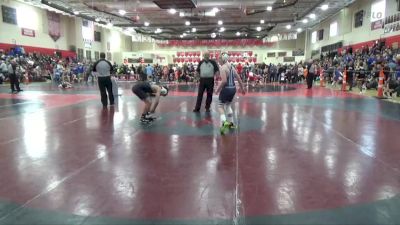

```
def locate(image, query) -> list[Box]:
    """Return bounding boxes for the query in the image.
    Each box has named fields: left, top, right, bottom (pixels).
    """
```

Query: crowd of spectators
left=1, top=43, right=400, bottom=98
left=319, top=43, right=400, bottom=97
left=0, top=48, right=93, bottom=87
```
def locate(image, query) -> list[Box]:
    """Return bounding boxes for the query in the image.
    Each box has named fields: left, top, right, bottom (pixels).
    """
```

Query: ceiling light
left=212, top=7, right=219, bottom=13
left=309, top=13, right=316, bottom=19
left=321, top=4, right=329, bottom=11
left=302, top=18, right=308, bottom=23
left=179, top=12, right=184, bottom=17
left=73, top=11, right=79, bottom=15
left=180, top=35, right=183, bottom=38
left=211, top=32, right=216, bottom=38
left=260, top=19, right=265, bottom=24
left=155, top=28, right=162, bottom=33
left=266, top=6, right=272, bottom=11
left=192, top=27, right=196, bottom=32
left=118, top=9, right=126, bottom=15
left=286, top=24, right=291, bottom=29
left=236, top=31, right=241, bottom=36
left=218, top=20, right=223, bottom=25
left=168, top=8, right=176, bottom=14
left=183, top=33, right=187, bottom=36
left=256, top=26, right=262, bottom=31
left=185, top=21, right=190, bottom=26
left=219, top=27, right=225, bottom=32
left=107, top=22, right=113, bottom=27
left=297, top=28, right=302, bottom=32
left=144, top=22, right=150, bottom=26
left=205, top=11, right=216, bottom=17
left=95, top=18, right=100, bottom=22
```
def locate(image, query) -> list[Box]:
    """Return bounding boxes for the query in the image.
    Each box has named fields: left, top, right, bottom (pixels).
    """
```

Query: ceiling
left=30, top=0, right=355, bottom=40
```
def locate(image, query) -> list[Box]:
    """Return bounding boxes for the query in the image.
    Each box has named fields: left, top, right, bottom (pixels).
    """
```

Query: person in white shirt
left=0, top=60, right=8, bottom=84
left=298, top=64, right=304, bottom=83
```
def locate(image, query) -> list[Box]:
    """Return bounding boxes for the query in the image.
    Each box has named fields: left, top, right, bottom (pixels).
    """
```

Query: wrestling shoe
left=146, top=113, right=158, bottom=120
left=220, top=121, right=231, bottom=135
left=227, top=122, right=236, bottom=129
left=140, top=117, right=153, bottom=124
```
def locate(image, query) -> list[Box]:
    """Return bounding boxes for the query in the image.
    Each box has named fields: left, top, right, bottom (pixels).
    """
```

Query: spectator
left=145, top=64, right=154, bottom=81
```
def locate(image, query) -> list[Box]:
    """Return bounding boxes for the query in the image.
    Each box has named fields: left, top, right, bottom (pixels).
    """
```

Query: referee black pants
left=194, top=77, right=214, bottom=111
left=10, top=74, right=21, bottom=92
left=98, top=76, right=114, bottom=107
left=307, top=73, right=314, bottom=89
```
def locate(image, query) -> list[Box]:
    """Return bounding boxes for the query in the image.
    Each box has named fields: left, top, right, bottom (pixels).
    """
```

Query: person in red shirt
left=236, top=63, right=243, bottom=76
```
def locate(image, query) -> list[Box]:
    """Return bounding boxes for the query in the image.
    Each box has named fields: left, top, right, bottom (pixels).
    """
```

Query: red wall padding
left=0, top=43, right=76, bottom=58
left=339, top=33, right=400, bottom=52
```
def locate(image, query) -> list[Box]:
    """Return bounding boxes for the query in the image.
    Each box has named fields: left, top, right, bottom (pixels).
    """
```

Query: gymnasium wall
left=0, top=0, right=307, bottom=64
left=131, top=33, right=306, bottom=65
left=0, top=0, right=71, bottom=51
left=305, top=0, right=400, bottom=59
left=0, top=0, right=132, bottom=62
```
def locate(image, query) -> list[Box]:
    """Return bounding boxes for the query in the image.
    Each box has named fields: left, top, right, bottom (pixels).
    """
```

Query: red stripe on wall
left=339, top=33, right=400, bottom=52
left=0, top=43, right=76, bottom=58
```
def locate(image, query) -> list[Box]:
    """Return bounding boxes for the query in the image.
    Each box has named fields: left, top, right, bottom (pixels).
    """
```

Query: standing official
left=8, top=60, right=23, bottom=93
left=346, top=62, right=354, bottom=91
left=307, top=60, right=316, bottom=89
left=93, top=53, right=114, bottom=108
left=193, top=52, right=219, bottom=113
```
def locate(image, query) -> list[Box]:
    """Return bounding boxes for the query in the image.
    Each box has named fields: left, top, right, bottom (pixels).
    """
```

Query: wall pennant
left=47, top=11, right=61, bottom=42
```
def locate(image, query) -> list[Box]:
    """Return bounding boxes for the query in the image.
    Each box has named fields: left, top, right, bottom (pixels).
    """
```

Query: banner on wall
left=371, top=20, right=384, bottom=30
left=157, top=39, right=275, bottom=47
left=82, top=20, right=94, bottom=49
left=47, top=11, right=61, bottom=41
left=21, top=28, right=35, bottom=37
left=383, top=13, right=400, bottom=33
left=173, top=50, right=260, bottom=64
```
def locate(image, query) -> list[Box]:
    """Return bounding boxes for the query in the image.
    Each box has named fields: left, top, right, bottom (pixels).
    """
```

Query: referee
left=193, top=52, right=219, bottom=112
left=93, top=53, right=114, bottom=108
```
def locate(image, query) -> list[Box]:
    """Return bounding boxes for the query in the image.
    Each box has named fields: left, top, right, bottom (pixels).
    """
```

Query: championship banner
left=21, top=28, right=35, bottom=37
left=47, top=11, right=61, bottom=42
left=82, top=20, right=94, bottom=49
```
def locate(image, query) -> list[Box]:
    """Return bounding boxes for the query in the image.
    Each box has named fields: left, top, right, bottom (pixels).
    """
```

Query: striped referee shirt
left=93, top=59, right=113, bottom=77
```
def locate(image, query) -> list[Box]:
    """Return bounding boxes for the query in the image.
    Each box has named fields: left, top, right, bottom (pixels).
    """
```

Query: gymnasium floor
left=0, top=82, right=399, bottom=225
